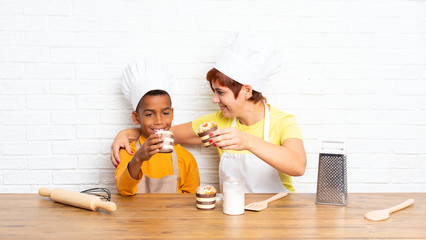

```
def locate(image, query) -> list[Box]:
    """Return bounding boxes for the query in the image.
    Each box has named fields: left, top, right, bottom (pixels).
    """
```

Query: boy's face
left=132, top=94, right=174, bottom=139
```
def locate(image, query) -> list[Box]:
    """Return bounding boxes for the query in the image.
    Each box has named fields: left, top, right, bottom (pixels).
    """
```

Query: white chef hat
left=121, top=57, right=175, bottom=110
left=214, top=32, right=281, bottom=93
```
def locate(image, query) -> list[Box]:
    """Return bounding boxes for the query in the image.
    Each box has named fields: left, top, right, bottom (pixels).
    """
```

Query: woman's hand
left=110, top=129, right=140, bottom=168
left=209, top=127, right=306, bottom=176
left=209, top=127, right=253, bottom=151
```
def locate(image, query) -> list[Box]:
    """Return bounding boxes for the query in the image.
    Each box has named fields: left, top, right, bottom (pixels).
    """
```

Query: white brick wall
left=1, top=0, right=425, bottom=193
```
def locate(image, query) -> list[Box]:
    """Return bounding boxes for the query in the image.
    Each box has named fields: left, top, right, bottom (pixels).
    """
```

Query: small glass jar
left=223, top=176, right=245, bottom=215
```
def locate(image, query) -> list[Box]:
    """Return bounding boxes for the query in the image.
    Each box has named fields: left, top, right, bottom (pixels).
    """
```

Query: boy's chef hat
left=121, top=57, right=175, bottom=110
left=214, top=32, right=281, bottom=93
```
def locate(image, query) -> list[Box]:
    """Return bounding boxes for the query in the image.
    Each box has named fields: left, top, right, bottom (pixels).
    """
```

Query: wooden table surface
left=1, top=193, right=425, bottom=239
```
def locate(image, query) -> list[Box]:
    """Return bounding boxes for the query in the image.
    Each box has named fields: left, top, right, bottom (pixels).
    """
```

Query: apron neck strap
left=231, top=102, right=270, bottom=141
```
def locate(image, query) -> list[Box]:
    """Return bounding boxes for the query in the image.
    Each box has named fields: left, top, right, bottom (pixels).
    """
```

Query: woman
left=111, top=32, right=306, bottom=193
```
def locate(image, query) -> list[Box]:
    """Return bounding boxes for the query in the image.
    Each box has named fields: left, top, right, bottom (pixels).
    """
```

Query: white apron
left=219, top=103, right=288, bottom=193
left=135, top=140, right=179, bottom=193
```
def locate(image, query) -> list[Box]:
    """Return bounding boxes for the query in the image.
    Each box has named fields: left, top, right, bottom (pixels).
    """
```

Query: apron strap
left=231, top=101, right=270, bottom=142
left=136, top=138, right=179, bottom=179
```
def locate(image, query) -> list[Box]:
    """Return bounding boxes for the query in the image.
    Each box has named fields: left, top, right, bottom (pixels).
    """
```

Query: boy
left=115, top=59, right=200, bottom=195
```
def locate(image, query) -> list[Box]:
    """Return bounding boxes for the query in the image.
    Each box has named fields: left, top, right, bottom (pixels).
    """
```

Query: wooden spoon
left=245, top=192, right=288, bottom=211
left=364, top=198, right=415, bottom=221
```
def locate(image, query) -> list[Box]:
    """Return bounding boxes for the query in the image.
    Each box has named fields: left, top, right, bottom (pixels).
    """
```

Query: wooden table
left=1, top=193, right=425, bottom=239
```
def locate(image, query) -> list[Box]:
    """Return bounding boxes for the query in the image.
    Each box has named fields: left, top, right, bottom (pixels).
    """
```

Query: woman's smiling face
left=211, top=82, right=245, bottom=118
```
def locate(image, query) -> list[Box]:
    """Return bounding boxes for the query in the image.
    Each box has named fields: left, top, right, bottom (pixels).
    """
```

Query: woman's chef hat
left=214, top=32, right=281, bottom=93
left=121, top=57, right=175, bottom=110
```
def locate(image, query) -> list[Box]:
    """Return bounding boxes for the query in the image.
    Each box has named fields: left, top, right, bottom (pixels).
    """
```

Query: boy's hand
left=134, top=133, right=164, bottom=162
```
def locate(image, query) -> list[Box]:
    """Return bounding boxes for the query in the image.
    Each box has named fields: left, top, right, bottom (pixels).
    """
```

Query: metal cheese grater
left=315, top=139, right=347, bottom=206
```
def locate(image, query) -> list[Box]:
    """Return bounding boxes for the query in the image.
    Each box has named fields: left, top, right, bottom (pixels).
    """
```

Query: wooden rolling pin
left=38, top=187, right=117, bottom=212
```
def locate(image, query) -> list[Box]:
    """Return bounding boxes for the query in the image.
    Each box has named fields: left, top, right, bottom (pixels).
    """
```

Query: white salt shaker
left=223, top=176, right=245, bottom=215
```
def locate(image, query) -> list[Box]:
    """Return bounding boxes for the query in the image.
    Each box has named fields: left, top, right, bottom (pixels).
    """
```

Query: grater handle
left=321, top=139, right=345, bottom=154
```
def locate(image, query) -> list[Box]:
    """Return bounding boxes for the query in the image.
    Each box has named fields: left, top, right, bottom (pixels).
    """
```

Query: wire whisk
left=80, top=188, right=111, bottom=202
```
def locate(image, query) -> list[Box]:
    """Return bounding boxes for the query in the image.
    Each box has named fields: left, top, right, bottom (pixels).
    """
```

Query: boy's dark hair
left=136, top=89, right=172, bottom=112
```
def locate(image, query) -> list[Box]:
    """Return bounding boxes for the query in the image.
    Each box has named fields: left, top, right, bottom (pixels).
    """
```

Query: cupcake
left=196, top=121, right=218, bottom=147
left=196, top=185, right=217, bottom=210
left=156, top=130, right=174, bottom=153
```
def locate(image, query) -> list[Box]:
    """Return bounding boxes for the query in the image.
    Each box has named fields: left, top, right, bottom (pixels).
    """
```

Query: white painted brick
left=0, top=0, right=21, bottom=15
left=75, top=65, right=122, bottom=80
left=0, top=97, right=25, bottom=110
left=123, top=0, right=174, bottom=16
left=99, top=17, right=146, bottom=32
left=25, top=32, right=74, bottom=47
left=0, top=80, right=48, bottom=95
left=98, top=49, right=146, bottom=64
left=0, top=64, right=21, bottom=79
left=1, top=48, right=49, bottom=62
left=298, top=17, right=347, bottom=33
left=199, top=17, right=249, bottom=32
left=28, top=156, right=77, bottom=170
left=47, top=17, right=96, bottom=32
left=347, top=110, right=425, bottom=125
left=77, top=126, right=125, bottom=139
left=0, top=111, right=49, bottom=125
left=100, top=170, right=116, bottom=185
left=50, top=48, right=97, bottom=63
left=101, top=110, right=134, bottom=125
left=347, top=139, right=391, bottom=154
left=75, top=33, right=126, bottom=48
left=0, top=32, right=23, bottom=46
left=52, top=140, right=101, bottom=154
left=51, top=111, right=100, bottom=125
left=0, top=156, right=26, bottom=170
left=77, top=96, right=126, bottom=110
left=4, top=171, right=51, bottom=184
left=365, top=125, right=419, bottom=140
left=391, top=141, right=426, bottom=154
left=100, top=80, right=122, bottom=95
left=125, top=33, right=174, bottom=48
left=52, top=170, right=100, bottom=184
left=73, top=0, right=122, bottom=16
left=276, top=33, right=323, bottom=48
left=0, top=16, right=45, bottom=31
left=27, top=126, right=75, bottom=140
left=391, top=80, right=426, bottom=96
left=2, top=142, right=50, bottom=155
left=23, top=0, right=72, bottom=16
left=50, top=80, right=98, bottom=95
left=175, top=33, right=227, bottom=48
left=26, top=96, right=75, bottom=110
left=0, top=127, right=25, bottom=141
left=146, top=17, right=199, bottom=32
left=250, top=17, right=299, bottom=32
left=22, top=63, right=74, bottom=79
left=79, top=155, right=114, bottom=169
left=349, top=169, right=391, bottom=183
